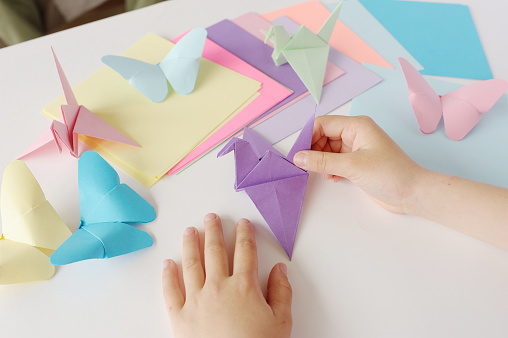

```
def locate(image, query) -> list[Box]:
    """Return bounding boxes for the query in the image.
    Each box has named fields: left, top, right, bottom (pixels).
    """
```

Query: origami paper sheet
left=325, top=0, right=423, bottom=70
left=263, top=0, right=343, bottom=103
left=0, top=161, right=71, bottom=284
left=18, top=49, right=139, bottom=160
left=51, top=151, right=156, bottom=265
left=262, top=0, right=391, bottom=68
left=349, top=63, right=508, bottom=189
left=244, top=15, right=382, bottom=145
left=102, top=28, right=207, bottom=102
left=398, top=57, right=508, bottom=141
left=166, top=35, right=292, bottom=175
left=43, top=33, right=261, bottom=188
left=218, top=111, right=315, bottom=259
left=206, top=19, right=343, bottom=125
left=359, top=0, right=492, bottom=79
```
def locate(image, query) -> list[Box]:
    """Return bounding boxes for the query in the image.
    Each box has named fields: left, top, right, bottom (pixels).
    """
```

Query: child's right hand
left=293, top=115, right=427, bottom=214
left=294, top=115, right=508, bottom=251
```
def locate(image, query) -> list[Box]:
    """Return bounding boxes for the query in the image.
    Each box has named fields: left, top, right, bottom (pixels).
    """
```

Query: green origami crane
left=264, top=0, right=343, bottom=103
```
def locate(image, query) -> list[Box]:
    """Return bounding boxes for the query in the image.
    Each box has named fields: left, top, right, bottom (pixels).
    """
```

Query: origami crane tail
left=51, top=48, right=78, bottom=106
left=317, top=0, right=343, bottom=43
left=287, top=108, right=316, bottom=164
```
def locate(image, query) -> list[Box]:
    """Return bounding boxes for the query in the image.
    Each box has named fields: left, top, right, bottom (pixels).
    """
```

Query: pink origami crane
left=218, top=111, right=314, bottom=259
left=399, top=57, right=508, bottom=141
left=18, top=49, right=139, bottom=159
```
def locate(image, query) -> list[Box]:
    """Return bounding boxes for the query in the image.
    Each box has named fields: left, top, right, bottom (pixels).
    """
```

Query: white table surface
left=1, top=0, right=508, bottom=337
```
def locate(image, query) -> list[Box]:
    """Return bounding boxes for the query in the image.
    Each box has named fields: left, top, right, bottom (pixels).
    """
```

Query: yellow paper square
left=43, top=33, right=261, bottom=187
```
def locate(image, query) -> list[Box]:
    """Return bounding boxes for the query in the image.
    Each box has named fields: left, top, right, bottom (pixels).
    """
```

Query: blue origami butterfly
left=50, top=151, right=156, bottom=265
left=102, top=28, right=207, bottom=103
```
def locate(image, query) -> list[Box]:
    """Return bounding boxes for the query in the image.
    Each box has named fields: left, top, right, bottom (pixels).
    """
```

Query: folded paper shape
left=349, top=63, right=508, bottom=188
left=102, top=28, right=207, bottom=102
left=42, top=33, right=261, bottom=188
left=359, top=0, right=492, bottom=79
left=18, top=49, right=139, bottom=159
left=0, top=161, right=71, bottom=284
left=264, top=1, right=343, bottom=103
left=262, top=0, right=391, bottom=68
left=50, top=151, right=156, bottom=265
left=218, top=111, right=315, bottom=259
left=233, top=14, right=382, bottom=145
left=399, top=57, right=508, bottom=141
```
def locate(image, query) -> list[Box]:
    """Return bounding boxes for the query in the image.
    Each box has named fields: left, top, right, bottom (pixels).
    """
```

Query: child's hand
left=162, top=214, right=292, bottom=338
left=293, top=115, right=427, bottom=214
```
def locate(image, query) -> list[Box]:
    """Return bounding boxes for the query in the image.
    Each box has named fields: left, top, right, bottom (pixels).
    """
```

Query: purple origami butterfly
left=218, top=111, right=315, bottom=259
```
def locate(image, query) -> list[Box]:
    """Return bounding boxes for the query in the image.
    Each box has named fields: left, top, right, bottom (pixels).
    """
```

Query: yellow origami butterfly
left=0, top=161, right=71, bottom=284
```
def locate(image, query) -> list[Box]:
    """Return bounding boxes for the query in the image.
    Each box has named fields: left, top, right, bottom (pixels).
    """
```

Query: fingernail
left=184, top=227, right=195, bottom=235
left=279, top=263, right=287, bottom=276
left=293, top=151, right=307, bottom=168
left=163, top=259, right=172, bottom=269
left=237, top=218, right=250, bottom=225
left=205, top=213, right=217, bottom=221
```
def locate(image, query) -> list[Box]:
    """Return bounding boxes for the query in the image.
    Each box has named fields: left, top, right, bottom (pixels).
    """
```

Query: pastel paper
left=218, top=111, right=315, bottom=259
left=166, top=35, right=292, bottom=175
left=0, top=161, right=71, bottom=284
left=263, top=1, right=343, bottom=103
left=50, top=151, right=156, bottom=265
left=399, top=57, right=508, bottom=141
left=102, top=28, right=207, bottom=102
left=262, top=0, right=391, bottom=68
left=18, top=49, right=139, bottom=159
left=349, top=63, right=508, bottom=189
left=359, top=0, right=492, bottom=79
left=42, top=33, right=261, bottom=188
left=325, top=0, right=423, bottom=70
left=206, top=19, right=343, bottom=124
left=246, top=15, right=382, bottom=145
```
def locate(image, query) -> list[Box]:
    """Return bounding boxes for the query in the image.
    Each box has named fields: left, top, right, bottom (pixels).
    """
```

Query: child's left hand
left=162, top=213, right=293, bottom=338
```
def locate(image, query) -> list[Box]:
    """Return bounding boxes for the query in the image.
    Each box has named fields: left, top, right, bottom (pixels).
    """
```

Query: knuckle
left=313, top=151, right=329, bottom=173
left=237, top=236, right=256, bottom=252
left=183, top=256, right=201, bottom=271
left=235, top=273, right=256, bottom=294
left=206, top=240, right=225, bottom=255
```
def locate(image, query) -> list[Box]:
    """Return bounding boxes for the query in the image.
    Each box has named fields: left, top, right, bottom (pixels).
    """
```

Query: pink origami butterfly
left=398, top=57, right=508, bottom=141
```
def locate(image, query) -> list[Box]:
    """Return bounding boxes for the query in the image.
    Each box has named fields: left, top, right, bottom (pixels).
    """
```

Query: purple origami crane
left=218, top=111, right=315, bottom=259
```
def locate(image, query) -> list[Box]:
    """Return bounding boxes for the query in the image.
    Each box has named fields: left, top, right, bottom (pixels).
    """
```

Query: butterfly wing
left=1, top=161, right=71, bottom=250
left=102, top=55, right=168, bottom=102
left=78, top=151, right=156, bottom=225
left=0, top=240, right=55, bottom=284
left=441, top=79, right=508, bottom=140
left=50, top=228, right=105, bottom=265
left=398, top=57, right=442, bottom=134
left=159, top=28, right=207, bottom=95
left=50, top=222, right=153, bottom=265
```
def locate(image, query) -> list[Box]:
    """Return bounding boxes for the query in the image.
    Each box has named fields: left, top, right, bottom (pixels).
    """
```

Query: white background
left=1, top=0, right=508, bottom=337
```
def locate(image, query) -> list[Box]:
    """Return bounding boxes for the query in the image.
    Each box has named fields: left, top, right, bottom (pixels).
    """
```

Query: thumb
left=293, top=150, right=356, bottom=178
left=267, top=263, right=293, bottom=321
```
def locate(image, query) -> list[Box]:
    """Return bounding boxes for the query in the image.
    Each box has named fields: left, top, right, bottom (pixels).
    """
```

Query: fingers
left=267, top=263, right=293, bottom=322
left=203, top=213, right=229, bottom=280
left=293, top=149, right=357, bottom=179
left=233, top=218, right=258, bottom=276
left=182, top=227, right=205, bottom=295
left=162, top=259, right=184, bottom=316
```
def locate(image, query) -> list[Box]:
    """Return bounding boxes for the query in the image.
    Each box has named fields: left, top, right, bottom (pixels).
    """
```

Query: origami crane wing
left=0, top=161, right=71, bottom=284
left=399, top=57, right=508, bottom=140
left=50, top=151, right=156, bottom=265
left=102, top=28, right=207, bottom=102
